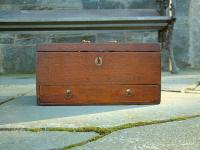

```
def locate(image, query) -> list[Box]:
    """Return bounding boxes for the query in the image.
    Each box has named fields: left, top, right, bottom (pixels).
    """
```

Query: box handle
left=126, top=89, right=133, bottom=96
left=65, top=89, right=72, bottom=99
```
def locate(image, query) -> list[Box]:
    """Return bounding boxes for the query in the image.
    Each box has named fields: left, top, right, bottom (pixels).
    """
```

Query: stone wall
left=189, top=0, right=200, bottom=69
left=0, top=0, right=156, bottom=10
left=0, top=0, right=198, bottom=73
left=0, top=30, right=157, bottom=73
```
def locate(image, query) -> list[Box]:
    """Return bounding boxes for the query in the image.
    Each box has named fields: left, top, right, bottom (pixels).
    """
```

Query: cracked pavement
left=0, top=71, right=200, bottom=150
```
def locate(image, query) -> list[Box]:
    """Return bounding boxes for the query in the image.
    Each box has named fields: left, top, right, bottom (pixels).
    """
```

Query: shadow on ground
left=0, top=95, right=150, bottom=125
left=0, top=71, right=200, bottom=128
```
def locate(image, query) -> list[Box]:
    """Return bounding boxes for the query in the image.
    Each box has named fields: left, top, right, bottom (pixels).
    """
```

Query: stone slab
left=0, top=91, right=200, bottom=128
left=0, top=74, right=35, bottom=85
left=0, top=96, right=12, bottom=104
left=0, top=72, right=200, bottom=128
left=162, top=72, right=200, bottom=92
left=74, top=117, right=200, bottom=150
left=0, top=75, right=35, bottom=104
left=0, top=131, right=96, bottom=150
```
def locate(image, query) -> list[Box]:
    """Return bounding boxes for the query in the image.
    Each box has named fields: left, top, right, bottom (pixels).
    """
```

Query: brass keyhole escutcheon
left=126, top=89, right=133, bottom=96
left=95, top=57, right=103, bottom=66
left=65, top=89, right=72, bottom=99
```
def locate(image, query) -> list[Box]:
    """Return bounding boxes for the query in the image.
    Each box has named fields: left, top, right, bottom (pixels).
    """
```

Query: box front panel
left=37, top=52, right=161, bottom=85
left=38, top=85, right=160, bottom=105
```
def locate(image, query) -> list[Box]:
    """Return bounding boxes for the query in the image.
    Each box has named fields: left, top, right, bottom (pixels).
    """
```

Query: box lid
left=37, top=43, right=160, bottom=52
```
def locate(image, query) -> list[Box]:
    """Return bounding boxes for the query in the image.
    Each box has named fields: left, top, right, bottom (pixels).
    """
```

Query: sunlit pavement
left=0, top=71, right=200, bottom=149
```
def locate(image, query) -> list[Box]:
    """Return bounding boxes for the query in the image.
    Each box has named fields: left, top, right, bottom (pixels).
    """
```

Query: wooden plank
left=0, top=9, right=172, bottom=31
left=38, top=85, right=160, bottom=105
left=37, top=43, right=161, bottom=52
left=0, top=23, right=169, bottom=31
left=0, top=21, right=170, bottom=31
left=0, top=9, right=167, bottom=22
left=36, top=52, right=161, bottom=85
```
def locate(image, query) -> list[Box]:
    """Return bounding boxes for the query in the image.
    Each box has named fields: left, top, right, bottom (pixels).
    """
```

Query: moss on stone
left=14, top=114, right=200, bottom=134
left=60, top=114, right=200, bottom=149
left=63, top=135, right=105, bottom=150
left=1, top=114, right=199, bottom=149
left=26, top=128, right=43, bottom=132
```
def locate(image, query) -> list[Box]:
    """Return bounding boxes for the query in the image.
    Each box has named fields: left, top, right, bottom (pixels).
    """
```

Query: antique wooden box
left=36, top=43, right=161, bottom=105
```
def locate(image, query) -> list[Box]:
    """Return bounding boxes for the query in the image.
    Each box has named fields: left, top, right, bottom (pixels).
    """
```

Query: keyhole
left=95, top=57, right=103, bottom=66
left=97, top=57, right=101, bottom=64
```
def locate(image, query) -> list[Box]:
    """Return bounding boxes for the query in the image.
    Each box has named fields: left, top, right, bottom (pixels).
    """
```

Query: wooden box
left=36, top=43, right=161, bottom=105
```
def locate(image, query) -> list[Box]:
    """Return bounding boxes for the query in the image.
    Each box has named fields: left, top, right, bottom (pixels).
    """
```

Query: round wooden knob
left=65, top=89, right=72, bottom=99
left=126, top=89, right=133, bottom=96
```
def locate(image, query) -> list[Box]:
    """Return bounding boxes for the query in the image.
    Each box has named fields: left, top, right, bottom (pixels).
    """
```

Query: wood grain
left=37, top=52, right=161, bottom=85
left=36, top=43, right=161, bottom=105
left=38, top=85, right=160, bottom=105
left=37, top=43, right=160, bottom=52
left=0, top=9, right=171, bottom=31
